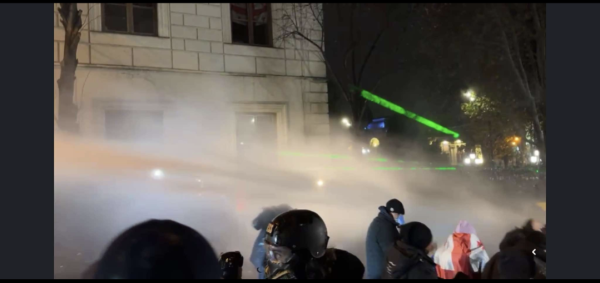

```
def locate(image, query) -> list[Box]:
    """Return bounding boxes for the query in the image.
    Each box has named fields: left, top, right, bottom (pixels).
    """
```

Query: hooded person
left=365, top=199, right=404, bottom=279
left=91, top=219, right=220, bottom=279
left=483, top=219, right=546, bottom=279
left=382, top=222, right=438, bottom=279
left=434, top=220, right=490, bottom=279
left=250, top=204, right=293, bottom=279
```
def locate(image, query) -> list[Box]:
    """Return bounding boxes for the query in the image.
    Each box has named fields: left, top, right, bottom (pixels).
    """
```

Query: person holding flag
left=433, top=220, right=489, bottom=279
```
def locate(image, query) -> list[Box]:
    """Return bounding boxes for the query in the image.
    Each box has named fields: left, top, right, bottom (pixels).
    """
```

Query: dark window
left=105, top=110, right=163, bottom=142
left=102, top=3, right=158, bottom=36
left=230, top=3, right=272, bottom=46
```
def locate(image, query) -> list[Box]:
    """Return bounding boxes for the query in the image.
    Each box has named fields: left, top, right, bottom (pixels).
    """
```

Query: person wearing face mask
left=250, top=204, right=293, bottom=279
left=365, top=199, right=405, bottom=279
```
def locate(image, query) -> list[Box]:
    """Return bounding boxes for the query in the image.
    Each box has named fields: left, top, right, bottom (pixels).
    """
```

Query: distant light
left=197, top=179, right=202, bottom=183
left=152, top=169, right=164, bottom=179
left=511, top=142, right=516, bottom=146
left=469, top=97, right=475, bottom=102
left=464, top=158, right=471, bottom=165
left=534, top=150, right=540, bottom=156
left=370, top=137, right=380, bottom=148
left=455, top=139, right=462, bottom=144
left=341, top=117, right=352, bottom=128
left=530, top=156, right=539, bottom=163
left=475, top=158, right=483, bottom=165
left=442, top=141, right=449, bottom=145
left=251, top=117, right=255, bottom=124
left=469, top=153, right=476, bottom=159
left=240, top=142, right=244, bottom=145
left=463, top=90, right=474, bottom=98
left=317, top=180, right=324, bottom=187
left=362, top=147, right=369, bottom=155
left=514, top=137, right=520, bottom=142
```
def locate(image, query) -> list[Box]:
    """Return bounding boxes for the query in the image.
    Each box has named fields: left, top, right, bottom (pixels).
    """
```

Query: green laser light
left=357, top=88, right=460, bottom=138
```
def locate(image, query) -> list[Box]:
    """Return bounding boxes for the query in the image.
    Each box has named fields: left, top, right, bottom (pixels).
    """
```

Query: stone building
left=54, top=3, right=330, bottom=158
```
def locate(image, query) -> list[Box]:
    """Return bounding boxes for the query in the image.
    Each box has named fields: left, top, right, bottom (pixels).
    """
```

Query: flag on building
left=231, top=3, right=268, bottom=26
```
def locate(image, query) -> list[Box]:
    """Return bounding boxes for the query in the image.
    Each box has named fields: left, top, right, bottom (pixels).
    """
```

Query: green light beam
left=358, top=89, right=460, bottom=138
left=374, top=167, right=404, bottom=170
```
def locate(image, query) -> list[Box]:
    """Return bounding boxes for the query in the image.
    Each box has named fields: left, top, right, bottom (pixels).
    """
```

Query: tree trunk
left=57, top=3, right=82, bottom=134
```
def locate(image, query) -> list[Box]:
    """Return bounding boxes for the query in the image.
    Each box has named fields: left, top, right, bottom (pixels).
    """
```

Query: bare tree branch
left=356, top=26, right=386, bottom=86
left=308, top=3, right=323, bottom=31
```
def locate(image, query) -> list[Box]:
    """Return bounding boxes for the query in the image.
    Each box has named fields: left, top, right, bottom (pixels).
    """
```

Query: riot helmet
left=264, top=209, right=329, bottom=265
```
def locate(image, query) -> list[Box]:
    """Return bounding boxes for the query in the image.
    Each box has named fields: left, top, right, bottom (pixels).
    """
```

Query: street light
left=341, top=117, right=352, bottom=128
left=534, top=150, right=540, bottom=156
left=463, top=90, right=474, bottom=99
left=151, top=169, right=164, bottom=180
left=370, top=137, right=380, bottom=148
left=530, top=156, right=539, bottom=164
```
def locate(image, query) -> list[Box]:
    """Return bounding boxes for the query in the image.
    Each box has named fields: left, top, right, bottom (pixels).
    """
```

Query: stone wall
left=53, top=3, right=329, bottom=147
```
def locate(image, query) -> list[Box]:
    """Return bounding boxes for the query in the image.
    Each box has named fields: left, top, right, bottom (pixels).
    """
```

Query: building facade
left=54, top=3, right=330, bottom=157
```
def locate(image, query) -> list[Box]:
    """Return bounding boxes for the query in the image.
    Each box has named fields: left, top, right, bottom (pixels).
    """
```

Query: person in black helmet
left=365, top=199, right=404, bottom=279
left=263, top=209, right=364, bottom=279
left=220, top=251, right=244, bottom=279
left=250, top=204, right=293, bottom=279
left=91, top=219, right=220, bottom=279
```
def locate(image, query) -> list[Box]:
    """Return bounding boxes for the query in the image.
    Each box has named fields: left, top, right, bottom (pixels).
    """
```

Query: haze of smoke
left=54, top=110, right=544, bottom=278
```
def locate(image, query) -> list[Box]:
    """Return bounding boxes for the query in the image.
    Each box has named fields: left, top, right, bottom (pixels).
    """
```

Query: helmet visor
left=264, top=242, right=293, bottom=264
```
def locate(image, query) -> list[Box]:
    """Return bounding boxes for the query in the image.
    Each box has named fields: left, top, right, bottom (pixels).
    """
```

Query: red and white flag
left=434, top=222, right=490, bottom=279
left=231, top=3, right=268, bottom=26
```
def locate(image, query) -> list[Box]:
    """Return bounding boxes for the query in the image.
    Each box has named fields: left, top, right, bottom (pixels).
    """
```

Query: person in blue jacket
left=249, top=204, right=292, bottom=279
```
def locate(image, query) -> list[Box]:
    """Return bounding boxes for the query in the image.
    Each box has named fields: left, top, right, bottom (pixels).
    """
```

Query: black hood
left=94, top=219, right=220, bottom=279
left=388, top=240, right=435, bottom=277
left=252, top=204, right=293, bottom=230
left=499, top=226, right=546, bottom=252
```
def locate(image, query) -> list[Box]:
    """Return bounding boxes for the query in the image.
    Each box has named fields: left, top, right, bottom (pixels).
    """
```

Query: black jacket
left=382, top=240, right=438, bottom=279
left=365, top=206, right=400, bottom=279
left=329, top=249, right=365, bottom=279
left=483, top=228, right=546, bottom=279
left=266, top=249, right=364, bottom=280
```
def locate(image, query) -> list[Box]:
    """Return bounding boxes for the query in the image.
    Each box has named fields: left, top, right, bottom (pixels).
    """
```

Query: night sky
left=323, top=3, right=534, bottom=140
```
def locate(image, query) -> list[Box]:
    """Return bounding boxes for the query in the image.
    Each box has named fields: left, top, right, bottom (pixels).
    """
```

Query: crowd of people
left=79, top=199, right=546, bottom=279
